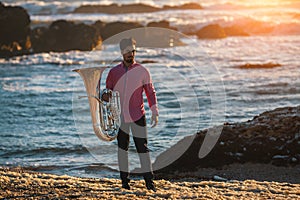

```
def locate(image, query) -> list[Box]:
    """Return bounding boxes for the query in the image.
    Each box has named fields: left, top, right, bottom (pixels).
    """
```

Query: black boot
left=122, top=181, right=130, bottom=190
left=121, top=178, right=130, bottom=190
left=145, top=180, right=156, bottom=192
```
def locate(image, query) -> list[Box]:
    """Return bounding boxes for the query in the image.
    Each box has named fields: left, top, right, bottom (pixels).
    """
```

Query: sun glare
left=240, top=0, right=284, bottom=7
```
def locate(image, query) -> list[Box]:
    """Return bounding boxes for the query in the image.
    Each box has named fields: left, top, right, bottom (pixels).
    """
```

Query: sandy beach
left=1, top=166, right=299, bottom=199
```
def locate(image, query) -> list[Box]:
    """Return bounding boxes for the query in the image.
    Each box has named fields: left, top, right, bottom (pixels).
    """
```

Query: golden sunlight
left=239, top=0, right=284, bottom=7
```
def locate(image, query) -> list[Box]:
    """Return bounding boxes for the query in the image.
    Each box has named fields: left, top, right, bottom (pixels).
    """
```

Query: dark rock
left=93, top=20, right=184, bottom=47
left=140, top=60, right=157, bottom=64
left=98, top=21, right=143, bottom=41
left=74, top=3, right=160, bottom=14
left=0, top=3, right=31, bottom=58
left=30, top=26, right=48, bottom=53
left=146, top=20, right=177, bottom=31
left=73, top=3, right=202, bottom=14
left=237, top=62, right=282, bottom=69
left=92, top=20, right=106, bottom=32
left=153, top=106, right=300, bottom=174
left=31, top=20, right=101, bottom=53
left=162, top=3, right=203, bottom=10
left=196, top=24, right=227, bottom=39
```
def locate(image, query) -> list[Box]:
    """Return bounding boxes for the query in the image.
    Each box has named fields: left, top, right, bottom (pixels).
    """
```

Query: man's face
left=122, top=49, right=136, bottom=64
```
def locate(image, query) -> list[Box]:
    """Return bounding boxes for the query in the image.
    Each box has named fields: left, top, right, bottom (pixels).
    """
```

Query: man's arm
left=106, top=69, right=114, bottom=90
left=143, top=68, right=159, bottom=127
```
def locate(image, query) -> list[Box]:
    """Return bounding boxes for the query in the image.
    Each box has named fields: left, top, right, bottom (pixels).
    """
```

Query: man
left=105, top=37, right=159, bottom=191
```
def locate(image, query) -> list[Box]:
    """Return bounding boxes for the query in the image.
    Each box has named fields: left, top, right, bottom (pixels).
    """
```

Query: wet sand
left=1, top=165, right=299, bottom=199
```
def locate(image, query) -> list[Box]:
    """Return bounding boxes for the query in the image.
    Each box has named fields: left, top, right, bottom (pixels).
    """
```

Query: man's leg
left=117, top=122, right=130, bottom=189
left=131, top=116, right=156, bottom=191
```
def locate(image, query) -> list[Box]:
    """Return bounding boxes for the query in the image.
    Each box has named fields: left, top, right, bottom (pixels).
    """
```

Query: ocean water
left=0, top=0, right=299, bottom=178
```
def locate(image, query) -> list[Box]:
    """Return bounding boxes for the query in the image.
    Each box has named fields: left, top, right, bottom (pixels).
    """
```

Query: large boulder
left=196, top=24, right=227, bottom=39
left=0, top=2, right=31, bottom=57
left=162, top=2, right=203, bottom=10
left=153, top=106, right=300, bottom=174
left=93, top=20, right=185, bottom=48
left=146, top=20, right=177, bottom=31
left=96, top=21, right=143, bottom=41
left=31, top=20, right=102, bottom=53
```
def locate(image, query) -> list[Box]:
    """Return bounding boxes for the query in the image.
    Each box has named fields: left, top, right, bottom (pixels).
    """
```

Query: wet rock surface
left=30, top=20, right=102, bottom=53
left=194, top=24, right=250, bottom=39
left=154, top=106, right=300, bottom=175
left=0, top=2, right=31, bottom=57
left=0, top=4, right=184, bottom=58
left=195, top=24, right=227, bottom=39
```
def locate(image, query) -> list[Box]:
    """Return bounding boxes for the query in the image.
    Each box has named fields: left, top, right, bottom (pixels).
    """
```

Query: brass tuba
left=73, top=67, right=121, bottom=141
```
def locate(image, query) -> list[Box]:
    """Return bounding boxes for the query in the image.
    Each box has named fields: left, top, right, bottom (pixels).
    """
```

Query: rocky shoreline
left=5, top=1, right=300, bottom=59
left=0, top=2, right=258, bottom=58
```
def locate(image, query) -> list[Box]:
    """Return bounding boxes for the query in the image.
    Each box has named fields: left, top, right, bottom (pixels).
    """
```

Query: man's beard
left=125, top=57, right=134, bottom=64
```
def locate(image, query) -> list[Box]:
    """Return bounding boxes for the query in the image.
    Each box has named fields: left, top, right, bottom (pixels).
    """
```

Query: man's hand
left=151, top=114, right=158, bottom=128
left=101, top=90, right=112, bottom=102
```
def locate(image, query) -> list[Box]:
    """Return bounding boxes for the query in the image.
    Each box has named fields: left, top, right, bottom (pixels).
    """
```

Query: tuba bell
left=73, top=67, right=121, bottom=141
